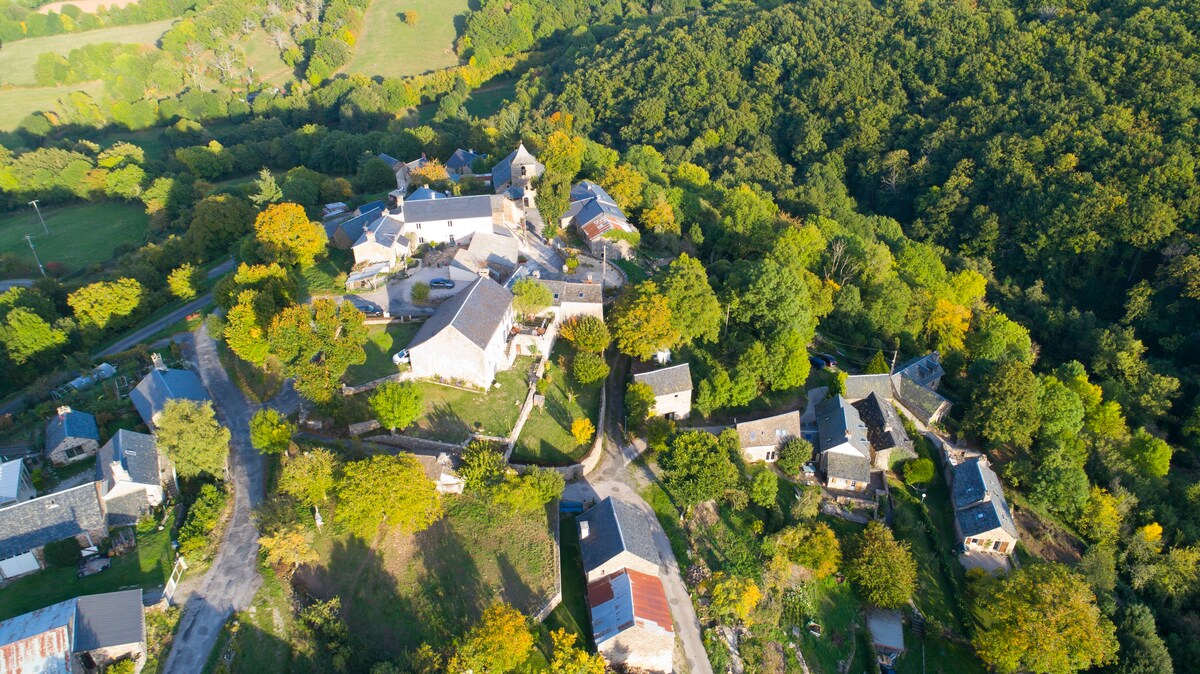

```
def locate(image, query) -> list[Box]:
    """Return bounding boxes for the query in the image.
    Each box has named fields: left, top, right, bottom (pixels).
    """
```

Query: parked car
left=351, top=301, right=383, bottom=317
left=808, top=355, right=826, bottom=369
left=818, top=353, right=838, bottom=368
left=430, top=278, right=456, bottom=289
left=392, top=349, right=410, bottom=365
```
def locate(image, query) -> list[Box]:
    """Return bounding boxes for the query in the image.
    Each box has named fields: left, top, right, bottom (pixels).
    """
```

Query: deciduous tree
left=370, top=381, right=424, bottom=432
left=279, top=449, right=337, bottom=507
left=459, top=440, right=507, bottom=492
left=168, top=263, right=203, bottom=300
left=559, top=316, right=610, bottom=353
left=254, top=202, right=328, bottom=267
left=846, top=522, right=916, bottom=609
left=903, top=458, right=934, bottom=486
left=68, top=278, right=144, bottom=332
left=967, top=359, right=1042, bottom=448
left=334, top=454, right=442, bottom=538
left=660, top=431, right=739, bottom=506
left=156, top=400, right=231, bottom=478
left=749, top=468, right=777, bottom=508
left=448, top=602, right=534, bottom=674
left=269, top=299, right=367, bottom=404
left=549, top=629, right=606, bottom=674
left=611, top=281, right=679, bottom=360
left=258, top=525, right=317, bottom=576
left=659, top=253, right=721, bottom=345
left=511, top=278, right=552, bottom=317
left=571, top=352, right=608, bottom=386
left=571, top=417, right=595, bottom=446
left=776, top=437, right=812, bottom=476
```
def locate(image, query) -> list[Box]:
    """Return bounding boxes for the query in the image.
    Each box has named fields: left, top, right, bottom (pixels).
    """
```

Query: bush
left=411, top=282, right=430, bottom=302
left=776, top=437, right=813, bottom=476
left=178, top=483, right=229, bottom=560
left=43, top=537, right=81, bottom=567
left=903, top=457, right=935, bottom=486
left=572, top=352, right=609, bottom=386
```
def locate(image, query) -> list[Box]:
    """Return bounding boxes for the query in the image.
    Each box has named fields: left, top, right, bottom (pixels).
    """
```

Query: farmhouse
left=323, top=200, right=386, bottom=249
left=815, top=395, right=872, bottom=492
left=44, top=406, right=100, bottom=467
left=446, top=148, right=485, bottom=177
left=448, top=231, right=521, bottom=284
left=0, top=483, right=105, bottom=579
left=405, top=277, right=515, bottom=389
left=851, top=392, right=916, bottom=470
left=736, top=410, right=802, bottom=463
left=129, top=359, right=210, bottom=429
left=587, top=568, right=674, bottom=673
left=577, top=496, right=661, bottom=582
left=631, top=364, right=693, bottom=420
left=0, top=589, right=146, bottom=673
left=0, top=460, right=35, bottom=508
left=560, top=181, right=639, bottom=260
left=379, top=153, right=428, bottom=192
left=948, top=453, right=1018, bottom=557
left=841, top=352, right=952, bottom=427
left=492, top=142, right=544, bottom=194
left=96, top=430, right=170, bottom=528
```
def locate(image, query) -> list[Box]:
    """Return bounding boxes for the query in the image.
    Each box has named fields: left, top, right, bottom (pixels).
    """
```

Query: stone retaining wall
left=528, top=502, right=563, bottom=622
left=365, top=433, right=463, bottom=454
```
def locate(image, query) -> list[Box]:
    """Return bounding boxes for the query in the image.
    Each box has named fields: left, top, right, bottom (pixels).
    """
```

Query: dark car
left=818, top=352, right=838, bottom=368
left=351, top=301, right=383, bottom=317
left=809, top=355, right=826, bottom=369
left=430, top=278, right=456, bottom=289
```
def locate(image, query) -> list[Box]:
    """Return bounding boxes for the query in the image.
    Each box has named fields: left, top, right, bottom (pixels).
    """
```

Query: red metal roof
left=625, top=569, right=673, bottom=633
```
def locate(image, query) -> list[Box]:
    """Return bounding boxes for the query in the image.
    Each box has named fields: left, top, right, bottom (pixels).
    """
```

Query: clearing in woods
left=343, top=0, right=469, bottom=78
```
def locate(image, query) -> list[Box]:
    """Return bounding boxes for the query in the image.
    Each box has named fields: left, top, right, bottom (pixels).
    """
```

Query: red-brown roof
left=625, top=569, right=673, bottom=632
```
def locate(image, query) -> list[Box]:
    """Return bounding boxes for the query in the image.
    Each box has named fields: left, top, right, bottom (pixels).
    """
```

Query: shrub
left=43, top=537, right=81, bottom=567
left=903, top=457, right=935, bottom=486
left=411, top=282, right=430, bottom=302
left=777, top=438, right=813, bottom=476
left=572, top=352, right=609, bottom=386
left=178, top=483, right=229, bottom=560
left=571, top=417, right=595, bottom=446
left=401, top=10, right=419, bottom=24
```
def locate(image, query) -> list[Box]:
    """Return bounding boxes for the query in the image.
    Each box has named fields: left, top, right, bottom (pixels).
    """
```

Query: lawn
left=243, top=31, right=296, bottom=87
left=0, top=520, right=172, bottom=621
left=463, top=79, right=518, bottom=118
left=789, top=574, right=875, bottom=674
left=218, top=345, right=285, bottom=403
left=512, top=344, right=602, bottom=465
left=298, top=248, right=351, bottom=299
left=343, top=0, right=468, bottom=79
left=0, top=19, right=176, bottom=87
left=299, top=495, right=557, bottom=658
left=343, top=321, right=420, bottom=386
left=542, top=513, right=590, bottom=647
left=401, top=356, right=534, bottom=442
left=0, top=81, right=104, bottom=130
left=0, top=201, right=150, bottom=271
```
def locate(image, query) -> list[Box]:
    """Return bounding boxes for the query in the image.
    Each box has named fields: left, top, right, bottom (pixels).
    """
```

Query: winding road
left=162, top=321, right=265, bottom=674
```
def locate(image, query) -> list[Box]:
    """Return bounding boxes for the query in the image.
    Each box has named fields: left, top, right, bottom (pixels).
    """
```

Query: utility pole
left=25, top=235, right=45, bottom=277
left=28, top=200, right=47, bottom=235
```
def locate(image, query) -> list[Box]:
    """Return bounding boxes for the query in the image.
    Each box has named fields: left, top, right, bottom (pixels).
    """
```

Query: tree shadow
left=496, top=551, right=535, bottom=611
left=421, top=401, right=473, bottom=443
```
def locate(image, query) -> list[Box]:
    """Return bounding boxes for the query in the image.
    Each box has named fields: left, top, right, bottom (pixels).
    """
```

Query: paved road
left=562, top=358, right=713, bottom=674
left=163, top=321, right=265, bottom=674
left=0, top=278, right=33, bottom=292
left=96, top=258, right=237, bottom=357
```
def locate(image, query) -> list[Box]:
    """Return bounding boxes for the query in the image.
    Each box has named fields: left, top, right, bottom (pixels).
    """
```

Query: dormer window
left=448, top=220, right=453, bottom=227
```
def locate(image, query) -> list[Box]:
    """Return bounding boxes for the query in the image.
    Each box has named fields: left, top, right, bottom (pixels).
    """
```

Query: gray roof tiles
left=0, top=483, right=105, bottom=558
left=824, top=450, right=872, bottom=484
left=45, top=408, right=99, bottom=453
left=893, top=374, right=950, bottom=423
left=541, top=280, right=603, bottom=306
left=130, top=368, right=209, bottom=427
left=97, top=430, right=160, bottom=488
left=578, top=497, right=661, bottom=574
left=852, top=392, right=912, bottom=454
left=407, top=277, right=513, bottom=352
left=326, top=202, right=386, bottom=241
left=895, top=352, right=944, bottom=387
left=736, top=410, right=802, bottom=449
left=632, top=364, right=692, bottom=397
left=446, top=148, right=484, bottom=172
left=843, top=374, right=893, bottom=401
left=815, top=395, right=870, bottom=458
left=492, top=143, right=543, bottom=188
left=952, top=457, right=1018, bottom=538
left=403, top=194, right=500, bottom=222
left=74, top=589, right=146, bottom=650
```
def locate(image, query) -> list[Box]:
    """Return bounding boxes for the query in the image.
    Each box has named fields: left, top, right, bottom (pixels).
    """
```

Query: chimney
left=532, top=269, right=541, bottom=279
left=580, top=521, right=590, bottom=539
left=57, top=405, right=71, bottom=417
left=151, top=353, right=166, bottom=371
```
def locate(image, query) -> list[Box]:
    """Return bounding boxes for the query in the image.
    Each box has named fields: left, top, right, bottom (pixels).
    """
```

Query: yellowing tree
left=571, top=417, right=595, bottom=446
left=168, top=263, right=203, bottom=300
left=1078, top=487, right=1122, bottom=545
left=259, top=525, right=317, bottom=576
left=448, top=602, right=534, bottom=673
left=549, top=629, right=605, bottom=674
left=279, top=449, right=337, bottom=507
left=334, top=455, right=442, bottom=539
left=611, top=281, right=680, bottom=360
left=708, top=573, right=762, bottom=624
left=156, top=400, right=231, bottom=478
left=925, top=298, right=971, bottom=353
left=599, top=163, right=648, bottom=212
left=254, top=202, right=328, bottom=267
left=68, top=277, right=144, bottom=331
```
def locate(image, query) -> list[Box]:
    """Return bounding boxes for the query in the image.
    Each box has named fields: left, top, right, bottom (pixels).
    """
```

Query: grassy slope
left=343, top=321, right=420, bottom=385
left=0, top=201, right=149, bottom=269
left=0, top=19, right=175, bottom=86
left=0, top=522, right=172, bottom=621
left=513, top=343, right=602, bottom=465
left=343, top=0, right=467, bottom=78
left=0, top=80, right=103, bottom=130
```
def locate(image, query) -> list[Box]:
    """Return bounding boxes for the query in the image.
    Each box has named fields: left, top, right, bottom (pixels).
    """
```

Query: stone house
left=0, top=460, right=36, bottom=508
left=815, top=395, right=872, bottom=492
left=842, top=351, right=952, bottom=427
left=96, top=430, right=171, bottom=528
left=631, top=364, right=693, bottom=420
left=0, top=483, right=106, bottom=579
left=587, top=568, right=674, bottom=673
left=129, top=360, right=210, bottom=429
left=406, top=277, right=516, bottom=389
left=492, top=142, right=544, bottom=194
left=948, top=453, right=1019, bottom=556
left=44, top=406, right=100, bottom=467
left=560, top=181, right=639, bottom=260
left=577, top=497, right=661, bottom=583
left=323, top=201, right=386, bottom=250
left=737, top=410, right=802, bottom=463
left=411, top=452, right=465, bottom=494
left=448, top=231, right=521, bottom=285
left=0, top=589, right=146, bottom=673
left=851, top=392, right=916, bottom=470
left=542, top=279, right=604, bottom=321
left=446, top=148, right=485, bottom=177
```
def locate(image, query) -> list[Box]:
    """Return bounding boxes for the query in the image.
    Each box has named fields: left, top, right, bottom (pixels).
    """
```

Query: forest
left=0, top=0, right=1197, bottom=671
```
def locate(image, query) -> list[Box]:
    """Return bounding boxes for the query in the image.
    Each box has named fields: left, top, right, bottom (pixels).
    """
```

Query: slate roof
left=325, top=201, right=386, bottom=241
left=0, top=483, right=105, bottom=558
left=130, top=368, right=209, bottom=427
left=825, top=450, right=871, bottom=484
left=492, top=143, right=542, bottom=188
left=587, top=568, right=673, bottom=645
left=562, top=181, right=636, bottom=241
left=452, top=231, right=519, bottom=275
left=852, top=392, right=912, bottom=454
left=815, top=395, right=870, bottom=458
left=409, top=452, right=463, bottom=482
left=97, top=430, right=160, bottom=488
left=377, top=153, right=400, bottom=170
left=952, top=457, right=1018, bottom=538
left=736, top=410, right=801, bottom=449
left=844, top=374, right=893, bottom=402
left=446, top=148, right=484, bottom=173
left=578, top=497, right=661, bottom=574
left=45, top=408, right=99, bottom=452
left=403, top=194, right=500, bottom=222
left=867, top=609, right=905, bottom=652
left=407, top=277, right=513, bottom=352
left=894, top=352, right=944, bottom=387
left=632, top=364, right=692, bottom=398
left=74, top=589, right=145, bottom=650
left=892, top=374, right=950, bottom=423
left=104, top=491, right=150, bottom=529
left=408, top=186, right=448, bottom=201
left=541, top=280, right=603, bottom=306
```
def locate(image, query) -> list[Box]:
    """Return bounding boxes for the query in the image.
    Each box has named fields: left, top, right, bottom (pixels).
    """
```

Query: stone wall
left=366, top=434, right=463, bottom=454
left=528, top=502, right=563, bottom=622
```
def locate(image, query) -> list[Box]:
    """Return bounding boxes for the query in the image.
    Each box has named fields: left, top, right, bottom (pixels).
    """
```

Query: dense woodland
left=0, top=0, right=1199, bottom=671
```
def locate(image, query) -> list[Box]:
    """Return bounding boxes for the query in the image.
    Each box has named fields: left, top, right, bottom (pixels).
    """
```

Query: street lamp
left=25, top=235, right=45, bottom=277
left=28, top=200, right=47, bottom=235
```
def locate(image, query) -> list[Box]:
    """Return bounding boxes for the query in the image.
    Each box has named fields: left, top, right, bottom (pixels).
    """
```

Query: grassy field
left=0, top=521, right=172, bottom=621
left=0, top=81, right=103, bottom=130
left=513, top=344, right=602, bottom=465
left=408, top=356, right=533, bottom=442
left=298, top=249, right=351, bottom=299
left=299, top=495, right=556, bottom=657
left=0, top=201, right=150, bottom=270
left=0, top=19, right=176, bottom=87
left=343, top=0, right=468, bottom=78
left=463, top=79, right=518, bottom=118
left=243, top=32, right=296, bottom=87
left=343, top=321, right=420, bottom=385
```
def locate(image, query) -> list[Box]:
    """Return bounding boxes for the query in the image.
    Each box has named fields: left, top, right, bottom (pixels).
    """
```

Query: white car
left=392, top=350, right=410, bottom=365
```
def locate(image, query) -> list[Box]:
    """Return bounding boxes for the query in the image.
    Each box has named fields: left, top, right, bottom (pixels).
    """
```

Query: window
left=419, top=237, right=425, bottom=244
left=448, top=220, right=453, bottom=227
left=415, top=223, right=421, bottom=229
left=448, top=234, right=455, bottom=243
left=766, top=451, right=776, bottom=461
left=65, top=446, right=84, bottom=458
left=520, top=166, right=528, bottom=176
